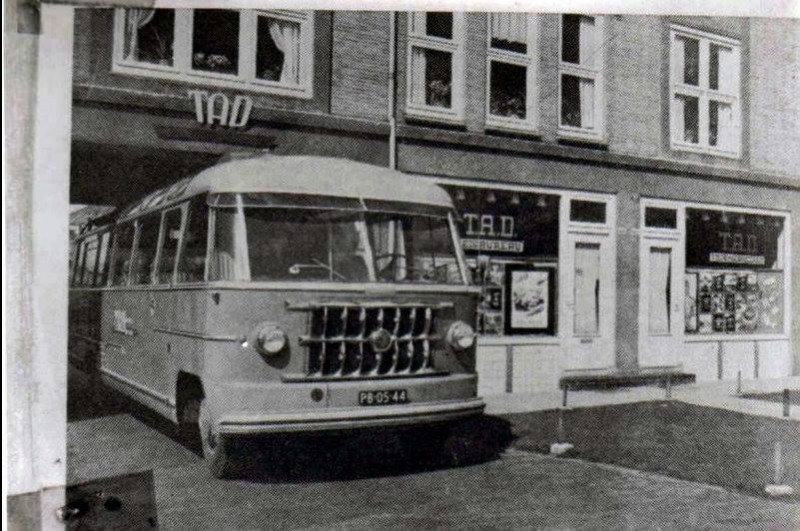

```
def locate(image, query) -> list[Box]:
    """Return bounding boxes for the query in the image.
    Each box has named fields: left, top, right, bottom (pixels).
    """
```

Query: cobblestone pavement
left=68, top=374, right=800, bottom=530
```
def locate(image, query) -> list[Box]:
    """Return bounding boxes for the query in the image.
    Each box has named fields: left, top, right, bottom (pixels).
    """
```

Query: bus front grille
left=289, top=302, right=452, bottom=378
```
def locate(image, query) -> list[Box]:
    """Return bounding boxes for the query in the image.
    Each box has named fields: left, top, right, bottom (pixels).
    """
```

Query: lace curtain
left=124, top=9, right=155, bottom=61
left=490, top=13, right=527, bottom=44
left=268, top=18, right=301, bottom=85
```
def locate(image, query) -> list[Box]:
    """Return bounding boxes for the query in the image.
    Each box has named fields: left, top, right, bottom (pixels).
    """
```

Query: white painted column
left=6, top=3, right=74, bottom=528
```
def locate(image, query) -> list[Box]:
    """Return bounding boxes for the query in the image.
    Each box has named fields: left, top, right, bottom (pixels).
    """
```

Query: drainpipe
left=388, top=11, right=397, bottom=170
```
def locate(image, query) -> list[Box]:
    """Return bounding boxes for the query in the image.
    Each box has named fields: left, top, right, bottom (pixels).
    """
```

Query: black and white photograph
left=4, top=1, right=800, bottom=529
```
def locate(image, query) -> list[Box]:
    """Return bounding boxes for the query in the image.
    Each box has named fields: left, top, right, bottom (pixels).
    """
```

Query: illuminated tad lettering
left=718, top=231, right=759, bottom=254
left=462, top=213, right=515, bottom=237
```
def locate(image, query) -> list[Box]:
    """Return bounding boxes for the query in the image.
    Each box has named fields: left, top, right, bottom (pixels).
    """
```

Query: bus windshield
left=210, top=201, right=465, bottom=284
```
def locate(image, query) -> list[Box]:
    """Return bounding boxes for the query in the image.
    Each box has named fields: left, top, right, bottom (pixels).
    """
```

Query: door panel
left=639, top=238, right=682, bottom=368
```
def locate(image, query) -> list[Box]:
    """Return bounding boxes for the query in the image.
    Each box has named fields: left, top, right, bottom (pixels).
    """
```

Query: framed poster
left=504, top=265, right=555, bottom=335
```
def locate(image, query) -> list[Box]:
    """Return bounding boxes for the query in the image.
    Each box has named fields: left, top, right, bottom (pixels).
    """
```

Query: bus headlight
left=446, top=321, right=475, bottom=351
left=256, top=324, right=287, bottom=356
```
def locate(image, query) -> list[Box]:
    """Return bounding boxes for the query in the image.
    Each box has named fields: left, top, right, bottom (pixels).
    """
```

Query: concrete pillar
left=6, top=2, right=74, bottom=528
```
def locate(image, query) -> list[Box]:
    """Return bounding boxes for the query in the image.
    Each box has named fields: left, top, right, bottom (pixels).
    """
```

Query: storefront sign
left=709, top=252, right=765, bottom=266
left=187, top=90, right=253, bottom=128
left=686, top=208, right=782, bottom=269
left=442, top=185, right=560, bottom=259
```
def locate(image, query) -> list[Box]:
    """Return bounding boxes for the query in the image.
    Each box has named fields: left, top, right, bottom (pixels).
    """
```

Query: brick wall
left=749, top=18, right=800, bottom=179
left=330, top=11, right=390, bottom=121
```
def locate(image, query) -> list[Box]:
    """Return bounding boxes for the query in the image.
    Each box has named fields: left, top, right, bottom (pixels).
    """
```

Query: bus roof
left=118, top=155, right=455, bottom=221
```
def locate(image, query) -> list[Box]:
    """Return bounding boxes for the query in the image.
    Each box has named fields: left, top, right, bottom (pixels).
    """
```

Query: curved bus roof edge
left=114, top=155, right=456, bottom=224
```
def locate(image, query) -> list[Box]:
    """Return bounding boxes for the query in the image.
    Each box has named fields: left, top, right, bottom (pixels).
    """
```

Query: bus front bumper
left=216, top=398, right=485, bottom=436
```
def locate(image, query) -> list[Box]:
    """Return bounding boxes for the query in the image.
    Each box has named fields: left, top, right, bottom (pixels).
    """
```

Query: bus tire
left=196, top=398, right=235, bottom=479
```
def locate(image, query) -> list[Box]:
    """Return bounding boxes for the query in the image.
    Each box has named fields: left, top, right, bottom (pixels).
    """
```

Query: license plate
left=358, top=389, right=409, bottom=406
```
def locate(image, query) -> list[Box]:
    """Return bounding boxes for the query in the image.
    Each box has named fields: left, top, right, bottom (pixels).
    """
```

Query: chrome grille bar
left=297, top=301, right=444, bottom=379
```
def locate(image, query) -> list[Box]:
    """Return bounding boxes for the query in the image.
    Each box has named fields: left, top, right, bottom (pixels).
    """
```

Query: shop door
left=639, top=235, right=683, bottom=368
left=564, top=231, right=616, bottom=369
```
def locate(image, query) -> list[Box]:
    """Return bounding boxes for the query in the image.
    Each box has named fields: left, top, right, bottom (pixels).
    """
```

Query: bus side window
left=111, top=223, right=136, bottom=286
left=95, top=231, right=111, bottom=287
left=75, top=239, right=88, bottom=286
left=157, top=207, right=185, bottom=284
left=82, top=236, right=99, bottom=287
left=208, top=208, right=242, bottom=281
left=177, top=199, right=208, bottom=283
left=131, top=214, right=161, bottom=285
left=69, top=242, right=80, bottom=286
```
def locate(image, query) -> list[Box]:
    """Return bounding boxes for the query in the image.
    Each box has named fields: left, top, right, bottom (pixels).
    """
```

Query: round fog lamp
left=446, top=321, right=475, bottom=351
left=256, top=325, right=287, bottom=356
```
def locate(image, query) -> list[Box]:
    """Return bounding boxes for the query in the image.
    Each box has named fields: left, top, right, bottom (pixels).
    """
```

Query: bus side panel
left=68, top=288, right=104, bottom=375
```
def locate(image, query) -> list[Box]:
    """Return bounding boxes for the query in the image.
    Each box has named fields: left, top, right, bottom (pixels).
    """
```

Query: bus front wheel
left=185, top=397, right=235, bottom=479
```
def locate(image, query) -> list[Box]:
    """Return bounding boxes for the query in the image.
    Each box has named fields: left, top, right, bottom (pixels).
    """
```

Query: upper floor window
left=558, top=14, right=605, bottom=141
left=486, top=13, right=538, bottom=133
left=670, top=26, right=741, bottom=157
left=113, top=9, right=315, bottom=98
left=406, top=12, right=465, bottom=124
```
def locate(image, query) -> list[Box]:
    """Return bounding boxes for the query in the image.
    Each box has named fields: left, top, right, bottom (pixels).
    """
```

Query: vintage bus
left=69, top=154, right=485, bottom=477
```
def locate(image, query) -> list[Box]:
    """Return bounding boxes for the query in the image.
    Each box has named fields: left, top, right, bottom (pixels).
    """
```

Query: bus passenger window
left=157, top=208, right=184, bottom=284
left=111, top=223, right=135, bottom=286
left=131, top=215, right=161, bottom=285
left=95, top=232, right=111, bottom=287
left=82, top=237, right=99, bottom=287
left=72, top=241, right=86, bottom=286
left=177, top=201, right=208, bottom=283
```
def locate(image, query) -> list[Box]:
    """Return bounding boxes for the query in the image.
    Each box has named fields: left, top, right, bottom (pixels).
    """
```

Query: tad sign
left=188, top=90, right=253, bottom=128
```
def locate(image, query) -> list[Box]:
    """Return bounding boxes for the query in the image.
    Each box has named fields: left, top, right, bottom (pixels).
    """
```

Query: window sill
left=557, top=128, right=607, bottom=147
left=111, top=63, right=315, bottom=100
left=670, top=141, right=741, bottom=160
left=478, top=335, right=560, bottom=347
left=684, top=334, right=789, bottom=343
left=404, top=104, right=465, bottom=127
left=485, top=117, right=539, bottom=138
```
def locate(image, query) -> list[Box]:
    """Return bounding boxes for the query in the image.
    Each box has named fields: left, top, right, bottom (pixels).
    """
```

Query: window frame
left=484, top=13, right=539, bottom=133
left=154, top=204, right=188, bottom=285
left=557, top=14, right=606, bottom=142
left=112, top=9, right=315, bottom=99
left=669, top=24, right=742, bottom=158
left=405, top=12, right=466, bottom=124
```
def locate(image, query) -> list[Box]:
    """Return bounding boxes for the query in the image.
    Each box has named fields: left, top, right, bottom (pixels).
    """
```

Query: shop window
left=131, top=215, right=161, bottom=285
left=406, top=12, right=465, bottom=123
left=114, top=9, right=315, bottom=98
left=111, top=223, right=136, bottom=286
left=685, top=208, right=786, bottom=335
left=156, top=207, right=184, bottom=284
left=645, top=206, right=678, bottom=229
left=177, top=200, right=209, bottom=283
left=486, top=13, right=538, bottom=132
left=570, top=199, right=606, bottom=224
left=670, top=26, right=741, bottom=157
left=559, top=15, right=604, bottom=141
left=443, top=185, right=560, bottom=336
left=573, top=242, right=601, bottom=335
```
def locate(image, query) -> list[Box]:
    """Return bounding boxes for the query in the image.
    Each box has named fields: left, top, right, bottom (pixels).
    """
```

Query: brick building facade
left=71, top=10, right=800, bottom=395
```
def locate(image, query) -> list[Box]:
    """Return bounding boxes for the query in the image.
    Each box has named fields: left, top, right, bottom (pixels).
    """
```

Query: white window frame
left=669, top=25, right=741, bottom=158
left=112, top=9, right=315, bottom=99
left=485, top=13, right=539, bottom=133
left=405, top=12, right=466, bottom=124
left=557, top=14, right=605, bottom=142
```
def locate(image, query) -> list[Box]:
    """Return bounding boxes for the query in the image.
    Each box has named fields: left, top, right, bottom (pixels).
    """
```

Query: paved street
left=67, top=372, right=800, bottom=530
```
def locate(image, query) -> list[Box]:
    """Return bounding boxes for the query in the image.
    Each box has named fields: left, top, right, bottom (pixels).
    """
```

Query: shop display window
left=443, top=185, right=559, bottom=336
left=684, top=208, right=785, bottom=335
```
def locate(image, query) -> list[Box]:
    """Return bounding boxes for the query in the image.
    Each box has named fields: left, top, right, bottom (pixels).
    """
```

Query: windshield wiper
left=288, top=259, right=347, bottom=281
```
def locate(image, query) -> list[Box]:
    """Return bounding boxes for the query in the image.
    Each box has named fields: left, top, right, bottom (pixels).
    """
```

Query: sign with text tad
left=441, top=185, right=560, bottom=259
left=686, top=208, right=783, bottom=269
left=187, top=90, right=253, bottom=128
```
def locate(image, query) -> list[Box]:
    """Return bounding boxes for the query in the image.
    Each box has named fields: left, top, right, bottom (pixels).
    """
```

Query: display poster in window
left=504, top=266, right=555, bottom=334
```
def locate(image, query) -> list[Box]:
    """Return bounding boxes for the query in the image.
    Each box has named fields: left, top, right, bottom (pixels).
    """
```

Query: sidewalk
left=484, top=376, right=800, bottom=421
